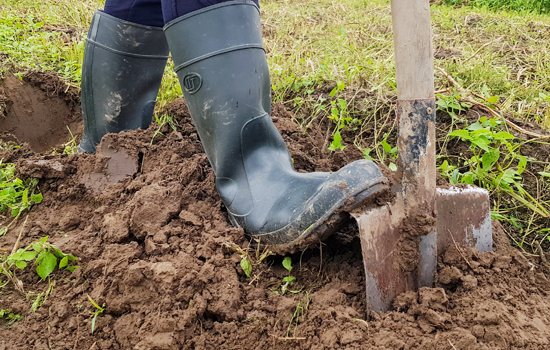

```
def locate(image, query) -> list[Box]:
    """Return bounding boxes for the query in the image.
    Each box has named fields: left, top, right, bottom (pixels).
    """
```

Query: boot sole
left=249, top=180, right=391, bottom=255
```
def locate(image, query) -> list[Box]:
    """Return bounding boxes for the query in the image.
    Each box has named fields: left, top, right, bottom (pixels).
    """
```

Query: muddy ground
left=1, top=72, right=550, bottom=349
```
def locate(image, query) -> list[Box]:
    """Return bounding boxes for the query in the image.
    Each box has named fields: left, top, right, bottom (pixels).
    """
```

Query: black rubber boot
left=164, top=2, right=388, bottom=251
left=78, top=10, right=169, bottom=154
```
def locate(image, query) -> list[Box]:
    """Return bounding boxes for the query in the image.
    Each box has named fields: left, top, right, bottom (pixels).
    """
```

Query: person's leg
left=160, top=0, right=259, bottom=23
left=78, top=0, right=168, bottom=153
left=103, top=0, right=165, bottom=27
left=163, top=2, right=388, bottom=251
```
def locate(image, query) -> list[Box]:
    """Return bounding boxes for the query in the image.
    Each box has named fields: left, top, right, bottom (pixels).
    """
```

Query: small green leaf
left=52, top=247, right=65, bottom=258
left=21, top=188, right=28, bottom=204
left=59, top=256, right=69, bottom=269
left=15, top=261, right=27, bottom=269
left=436, top=99, right=449, bottom=108
left=363, top=148, right=373, bottom=161
left=240, top=257, right=252, bottom=278
left=282, top=276, right=296, bottom=283
left=461, top=171, right=475, bottom=185
left=451, top=169, right=460, bottom=185
left=338, top=99, right=347, bottom=110
left=38, top=236, right=48, bottom=243
left=493, top=132, right=514, bottom=140
left=31, top=243, right=42, bottom=252
left=91, top=314, right=97, bottom=334
left=482, top=149, right=500, bottom=171
left=381, top=139, right=392, bottom=153
left=471, top=135, right=490, bottom=152
left=538, top=172, right=550, bottom=177
left=30, top=193, right=43, bottom=204
left=328, top=131, right=345, bottom=151
left=36, top=252, right=57, bottom=280
left=21, top=251, right=38, bottom=261
left=467, top=122, right=484, bottom=131
left=448, top=100, right=462, bottom=110
left=449, top=129, right=470, bottom=139
left=10, top=251, right=22, bottom=260
left=66, top=266, right=79, bottom=272
left=282, top=257, right=293, bottom=273
left=389, top=162, right=398, bottom=172
left=487, top=96, right=499, bottom=104
left=516, top=155, right=527, bottom=175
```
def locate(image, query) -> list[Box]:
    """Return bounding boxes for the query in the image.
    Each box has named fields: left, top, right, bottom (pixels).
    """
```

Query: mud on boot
left=164, top=1, right=389, bottom=253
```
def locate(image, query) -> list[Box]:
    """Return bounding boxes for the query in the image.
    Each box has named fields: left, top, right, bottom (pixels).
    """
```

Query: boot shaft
left=164, top=2, right=273, bottom=174
left=79, top=10, right=169, bottom=153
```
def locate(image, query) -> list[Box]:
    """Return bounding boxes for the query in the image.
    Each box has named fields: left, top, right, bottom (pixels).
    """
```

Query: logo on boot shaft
left=183, top=73, right=202, bottom=94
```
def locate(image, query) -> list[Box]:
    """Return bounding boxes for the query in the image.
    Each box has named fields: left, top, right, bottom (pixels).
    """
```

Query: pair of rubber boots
left=79, top=1, right=388, bottom=252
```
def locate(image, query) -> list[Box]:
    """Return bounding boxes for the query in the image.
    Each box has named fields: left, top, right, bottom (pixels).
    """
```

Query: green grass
left=262, top=0, right=550, bottom=127
left=2, top=0, right=550, bottom=251
left=3, top=0, right=549, bottom=130
left=0, top=0, right=100, bottom=28
left=471, top=0, right=550, bottom=14
left=0, top=14, right=85, bottom=82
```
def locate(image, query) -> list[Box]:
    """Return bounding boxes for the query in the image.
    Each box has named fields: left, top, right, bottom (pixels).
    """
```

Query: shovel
left=352, top=0, right=492, bottom=312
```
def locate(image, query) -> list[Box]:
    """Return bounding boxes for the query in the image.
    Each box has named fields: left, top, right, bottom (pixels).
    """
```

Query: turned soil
left=1, top=73, right=550, bottom=349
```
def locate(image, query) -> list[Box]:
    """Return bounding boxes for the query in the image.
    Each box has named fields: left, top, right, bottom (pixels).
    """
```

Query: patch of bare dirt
left=0, top=71, right=81, bottom=152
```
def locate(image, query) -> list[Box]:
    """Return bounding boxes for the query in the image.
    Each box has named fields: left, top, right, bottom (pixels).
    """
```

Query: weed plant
left=150, top=113, right=178, bottom=146
left=440, top=116, right=548, bottom=218
left=29, top=280, right=55, bottom=312
left=0, top=236, right=78, bottom=291
left=0, top=309, right=23, bottom=325
left=0, top=161, right=42, bottom=236
left=87, top=295, right=105, bottom=334
left=286, top=291, right=310, bottom=339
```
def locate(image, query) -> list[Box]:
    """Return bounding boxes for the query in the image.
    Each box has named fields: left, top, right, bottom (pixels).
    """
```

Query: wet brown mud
left=0, top=71, right=81, bottom=153
left=0, top=88, right=549, bottom=349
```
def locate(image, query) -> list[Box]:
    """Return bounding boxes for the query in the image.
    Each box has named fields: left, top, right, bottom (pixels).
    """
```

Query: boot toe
left=327, top=159, right=388, bottom=196
left=250, top=159, right=388, bottom=251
